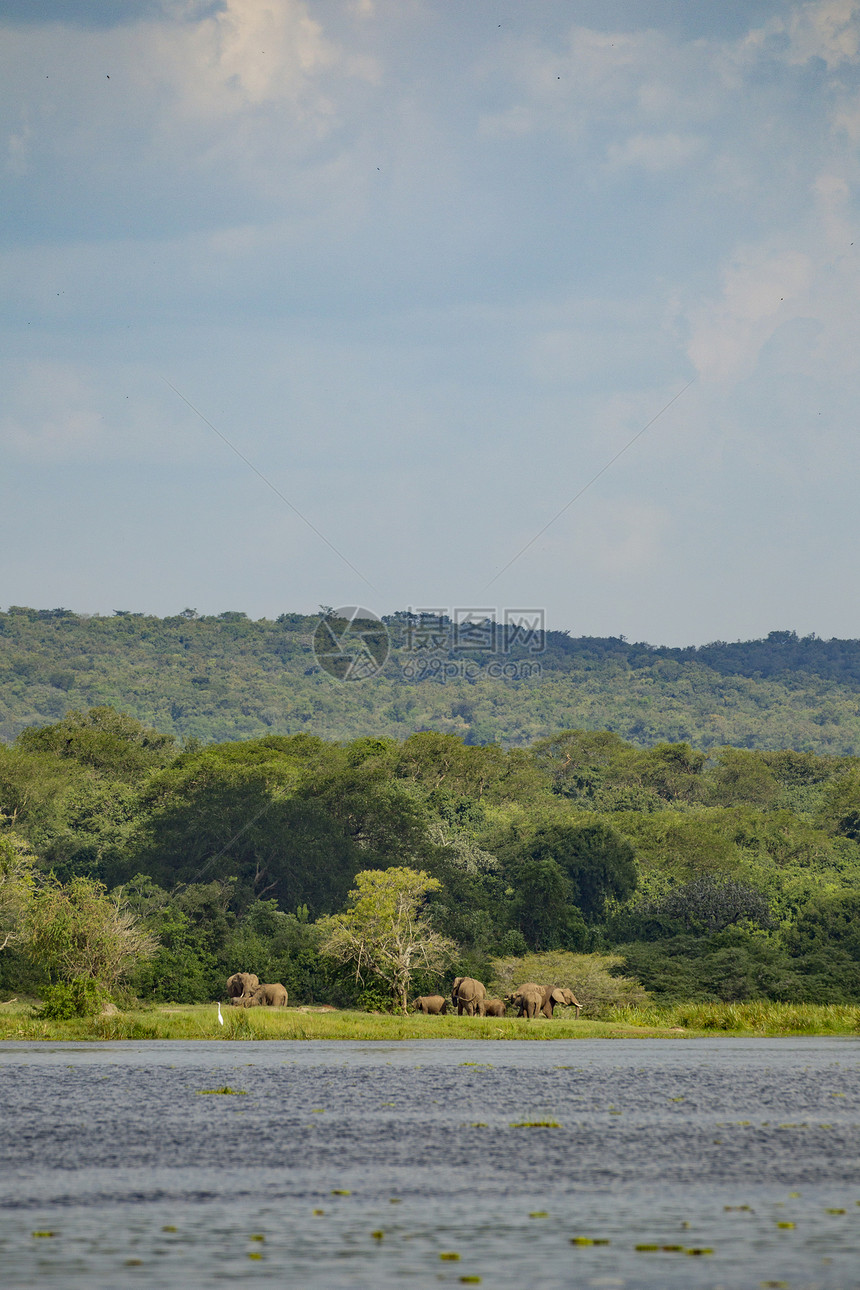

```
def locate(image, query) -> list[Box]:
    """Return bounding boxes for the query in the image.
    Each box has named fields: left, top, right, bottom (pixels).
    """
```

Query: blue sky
left=2, top=0, right=859, bottom=644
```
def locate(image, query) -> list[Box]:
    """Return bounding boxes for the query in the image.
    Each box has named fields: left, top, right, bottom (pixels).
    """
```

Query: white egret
left=217, top=1001, right=224, bottom=1026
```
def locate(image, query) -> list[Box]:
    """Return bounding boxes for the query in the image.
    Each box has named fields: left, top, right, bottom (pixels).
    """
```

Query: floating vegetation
left=312, top=1210, right=324, bottom=1216
left=125, top=1259, right=143, bottom=1266
left=460, top=1278, right=482, bottom=1284
left=331, top=1189, right=351, bottom=1196
left=250, top=1234, right=265, bottom=1242
left=635, top=1243, right=659, bottom=1252
left=661, top=1245, right=684, bottom=1252
left=162, top=1225, right=177, bottom=1232
left=439, top=1252, right=461, bottom=1260
left=725, top=1205, right=752, bottom=1212
left=826, top=1208, right=846, bottom=1214
left=528, top=1211, right=549, bottom=1219
left=776, top=1221, right=795, bottom=1229
left=196, top=1087, right=246, bottom=1096
left=686, top=1248, right=713, bottom=1256
left=31, top=1231, right=55, bottom=1238
left=509, top=1120, right=560, bottom=1128
left=389, top=1198, right=401, bottom=1204
left=371, top=1231, right=384, bottom=1240
left=570, top=1237, right=593, bottom=1246
left=248, top=1252, right=262, bottom=1261
left=470, top=1122, right=488, bottom=1128
left=311, top=1108, right=325, bottom=1113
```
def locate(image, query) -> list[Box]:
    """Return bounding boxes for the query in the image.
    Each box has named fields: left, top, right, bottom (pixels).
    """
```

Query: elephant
left=243, top=983, right=288, bottom=1008
left=543, top=986, right=582, bottom=1018
left=477, top=997, right=506, bottom=1018
left=411, top=995, right=449, bottom=1015
left=506, top=982, right=543, bottom=1019
left=226, top=972, right=259, bottom=1000
left=451, top=976, right=487, bottom=1016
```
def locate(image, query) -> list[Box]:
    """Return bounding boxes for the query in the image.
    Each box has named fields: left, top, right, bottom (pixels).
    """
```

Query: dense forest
left=4, top=608, right=860, bottom=753
left=2, top=706, right=860, bottom=1009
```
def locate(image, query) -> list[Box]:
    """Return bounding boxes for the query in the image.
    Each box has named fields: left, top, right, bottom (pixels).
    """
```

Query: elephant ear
left=550, top=988, right=566, bottom=1004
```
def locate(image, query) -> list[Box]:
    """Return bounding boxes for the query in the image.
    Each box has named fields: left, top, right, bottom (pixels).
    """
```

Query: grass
left=0, top=1000, right=856, bottom=1041
left=606, top=1001, right=860, bottom=1035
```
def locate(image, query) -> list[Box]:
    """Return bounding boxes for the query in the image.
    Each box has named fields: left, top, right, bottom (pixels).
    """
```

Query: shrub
left=488, top=950, right=648, bottom=1018
left=37, top=978, right=110, bottom=1019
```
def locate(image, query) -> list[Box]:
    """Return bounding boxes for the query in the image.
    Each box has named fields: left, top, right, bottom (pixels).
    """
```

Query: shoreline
left=1, top=1003, right=858, bottom=1042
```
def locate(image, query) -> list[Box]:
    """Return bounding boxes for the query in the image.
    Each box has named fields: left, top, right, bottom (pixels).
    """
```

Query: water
left=1, top=1038, right=859, bottom=1288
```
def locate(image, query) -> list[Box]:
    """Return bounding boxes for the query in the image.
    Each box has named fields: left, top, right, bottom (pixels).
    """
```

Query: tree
left=26, top=876, right=157, bottom=990
left=317, top=868, right=457, bottom=1013
left=0, top=831, right=37, bottom=953
left=509, top=820, right=637, bottom=921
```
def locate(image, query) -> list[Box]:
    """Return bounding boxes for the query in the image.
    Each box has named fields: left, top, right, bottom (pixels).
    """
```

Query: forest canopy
left=3, top=707, right=860, bottom=1009
left=4, top=608, right=860, bottom=753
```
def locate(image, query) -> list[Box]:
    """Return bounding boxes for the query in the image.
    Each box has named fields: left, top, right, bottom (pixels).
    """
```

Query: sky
left=2, top=0, right=860, bottom=645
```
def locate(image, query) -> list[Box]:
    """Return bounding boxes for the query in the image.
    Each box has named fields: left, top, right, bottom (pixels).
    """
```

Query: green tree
left=0, top=831, right=37, bottom=953
left=508, top=820, right=637, bottom=921
left=26, top=876, right=157, bottom=990
left=317, top=868, right=457, bottom=1013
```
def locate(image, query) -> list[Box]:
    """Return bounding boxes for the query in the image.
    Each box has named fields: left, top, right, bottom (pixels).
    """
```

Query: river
left=1, top=1037, right=858, bottom=1288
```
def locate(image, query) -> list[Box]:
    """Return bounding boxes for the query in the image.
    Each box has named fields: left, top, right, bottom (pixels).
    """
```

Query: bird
left=217, top=1001, right=224, bottom=1026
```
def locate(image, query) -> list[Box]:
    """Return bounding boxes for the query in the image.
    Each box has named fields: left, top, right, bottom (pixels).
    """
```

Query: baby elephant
left=411, top=995, right=449, bottom=1015
left=237, top=983, right=288, bottom=1008
left=477, top=998, right=506, bottom=1018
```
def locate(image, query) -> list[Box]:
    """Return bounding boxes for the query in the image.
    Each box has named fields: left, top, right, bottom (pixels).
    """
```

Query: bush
left=488, top=950, right=649, bottom=1018
left=37, top=978, right=110, bottom=1019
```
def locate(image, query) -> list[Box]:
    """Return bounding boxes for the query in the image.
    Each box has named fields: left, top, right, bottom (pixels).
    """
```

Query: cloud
left=784, top=0, right=860, bottom=67
left=685, top=249, right=815, bottom=382
left=156, top=0, right=339, bottom=116
left=607, top=131, right=703, bottom=171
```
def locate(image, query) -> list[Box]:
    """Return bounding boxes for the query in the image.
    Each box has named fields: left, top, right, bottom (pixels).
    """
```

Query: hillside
left=2, top=607, right=860, bottom=752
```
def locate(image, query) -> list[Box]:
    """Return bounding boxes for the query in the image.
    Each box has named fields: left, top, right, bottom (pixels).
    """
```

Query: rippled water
left=1, top=1037, right=859, bottom=1288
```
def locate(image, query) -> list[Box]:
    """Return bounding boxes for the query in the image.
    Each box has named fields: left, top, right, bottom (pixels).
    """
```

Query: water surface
left=1, top=1037, right=859, bottom=1288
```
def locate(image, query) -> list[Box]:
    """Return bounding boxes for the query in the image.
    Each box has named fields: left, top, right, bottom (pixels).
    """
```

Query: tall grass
left=0, top=1002, right=678, bottom=1041
left=607, top=1001, right=860, bottom=1034
left=0, top=1001, right=857, bottom=1041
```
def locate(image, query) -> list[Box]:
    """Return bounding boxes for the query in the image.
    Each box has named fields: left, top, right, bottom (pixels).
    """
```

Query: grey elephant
left=451, top=976, right=487, bottom=1016
left=477, top=997, right=506, bottom=1018
left=506, top=982, right=582, bottom=1019
left=226, top=972, right=259, bottom=1000
left=240, top=983, right=288, bottom=1007
left=506, top=982, right=543, bottom=1019
left=411, top=995, right=449, bottom=1015
left=543, top=986, right=582, bottom=1018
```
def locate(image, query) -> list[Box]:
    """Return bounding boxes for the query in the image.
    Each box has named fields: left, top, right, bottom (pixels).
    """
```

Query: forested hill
left=2, top=607, right=860, bottom=753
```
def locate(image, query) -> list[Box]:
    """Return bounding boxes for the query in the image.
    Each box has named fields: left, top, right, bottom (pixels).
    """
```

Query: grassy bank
left=607, top=1001, right=860, bottom=1035
left=0, top=1001, right=858, bottom=1041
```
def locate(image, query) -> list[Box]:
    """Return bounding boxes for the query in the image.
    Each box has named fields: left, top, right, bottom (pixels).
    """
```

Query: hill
left=2, top=607, right=860, bottom=752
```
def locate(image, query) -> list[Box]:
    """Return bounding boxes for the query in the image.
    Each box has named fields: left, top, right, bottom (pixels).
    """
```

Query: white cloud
left=784, top=0, right=860, bottom=67
left=686, top=248, right=814, bottom=382
left=155, top=0, right=339, bottom=116
left=606, top=131, right=703, bottom=171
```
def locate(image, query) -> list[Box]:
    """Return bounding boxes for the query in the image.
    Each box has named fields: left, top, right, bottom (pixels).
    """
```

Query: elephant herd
left=225, top=970, right=581, bottom=1019
left=226, top=972, right=288, bottom=1008
left=412, top=977, right=582, bottom=1020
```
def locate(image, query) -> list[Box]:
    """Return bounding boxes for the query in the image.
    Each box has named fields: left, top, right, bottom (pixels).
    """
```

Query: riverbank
left=0, top=1001, right=857, bottom=1041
